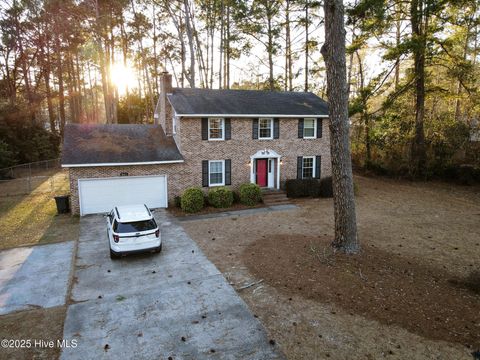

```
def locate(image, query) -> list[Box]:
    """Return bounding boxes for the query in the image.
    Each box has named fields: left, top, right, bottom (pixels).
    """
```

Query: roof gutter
left=173, top=113, right=329, bottom=118
left=62, top=160, right=184, bottom=168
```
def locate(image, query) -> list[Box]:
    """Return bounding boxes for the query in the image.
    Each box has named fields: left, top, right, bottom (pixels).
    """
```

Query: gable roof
left=61, top=124, right=183, bottom=167
left=167, top=88, right=328, bottom=117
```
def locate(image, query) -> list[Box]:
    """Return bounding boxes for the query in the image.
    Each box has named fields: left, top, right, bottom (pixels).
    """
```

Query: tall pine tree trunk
left=394, top=4, right=401, bottom=90
left=267, top=7, right=275, bottom=91
left=285, top=0, right=293, bottom=91
left=321, top=0, right=359, bottom=254
left=225, top=5, right=231, bottom=89
left=183, top=0, right=196, bottom=88
left=454, top=24, right=471, bottom=122
left=218, top=0, right=224, bottom=89
left=41, top=41, right=56, bottom=133
left=410, top=0, right=427, bottom=177
left=304, top=0, right=309, bottom=92
left=54, top=33, right=66, bottom=135
left=152, top=5, right=160, bottom=97
left=95, top=0, right=112, bottom=124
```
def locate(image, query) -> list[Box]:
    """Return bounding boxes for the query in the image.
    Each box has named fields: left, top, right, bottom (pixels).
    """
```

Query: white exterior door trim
left=250, top=149, right=281, bottom=189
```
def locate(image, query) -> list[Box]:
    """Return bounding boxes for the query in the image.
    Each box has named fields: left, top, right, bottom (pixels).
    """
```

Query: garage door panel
left=79, top=176, right=167, bottom=215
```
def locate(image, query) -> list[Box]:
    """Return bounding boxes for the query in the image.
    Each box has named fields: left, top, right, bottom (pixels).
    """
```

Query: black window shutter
left=298, top=119, right=304, bottom=138
left=315, top=156, right=321, bottom=179
left=225, top=159, right=231, bottom=185
left=273, top=118, right=280, bottom=139
left=225, top=118, right=231, bottom=140
left=252, top=119, right=259, bottom=139
left=201, top=118, right=208, bottom=140
left=317, top=118, right=323, bottom=138
left=202, top=160, right=209, bottom=187
left=297, top=156, right=303, bottom=179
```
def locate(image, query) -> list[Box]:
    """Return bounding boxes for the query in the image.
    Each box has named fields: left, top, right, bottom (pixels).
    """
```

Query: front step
left=262, top=190, right=291, bottom=206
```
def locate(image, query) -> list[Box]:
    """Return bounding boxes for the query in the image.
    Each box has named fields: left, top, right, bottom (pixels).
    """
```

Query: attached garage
left=61, top=124, right=184, bottom=215
left=78, top=175, right=168, bottom=216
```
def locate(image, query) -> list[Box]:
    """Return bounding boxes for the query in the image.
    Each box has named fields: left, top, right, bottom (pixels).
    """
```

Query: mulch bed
left=242, top=234, right=480, bottom=349
left=167, top=202, right=265, bottom=217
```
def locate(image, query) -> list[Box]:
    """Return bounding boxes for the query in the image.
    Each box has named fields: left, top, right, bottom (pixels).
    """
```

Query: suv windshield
left=114, top=219, right=157, bottom=233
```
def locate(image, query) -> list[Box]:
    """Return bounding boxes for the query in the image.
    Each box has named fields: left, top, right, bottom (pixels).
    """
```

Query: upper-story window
left=303, top=118, right=316, bottom=138
left=259, top=118, right=273, bottom=139
left=208, top=118, right=224, bottom=140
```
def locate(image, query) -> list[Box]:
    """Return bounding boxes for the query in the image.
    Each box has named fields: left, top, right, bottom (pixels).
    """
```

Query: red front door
left=256, top=159, right=267, bottom=187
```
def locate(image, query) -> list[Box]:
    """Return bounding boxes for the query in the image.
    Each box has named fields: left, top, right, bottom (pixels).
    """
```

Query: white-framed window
left=209, top=160, right=225, bottom=186
left=303, top=118, right=316, bottom=138
left=259, top=118, right=273, bottom=139
left=302, top=156, right=315, bottom=178
left=208, top=118, right=224, bottom=140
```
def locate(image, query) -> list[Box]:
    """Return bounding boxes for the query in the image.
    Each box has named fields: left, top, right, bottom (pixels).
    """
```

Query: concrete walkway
left=0, top=242, right=74, bottom=315
left=61, top=211, right=284, bottom=359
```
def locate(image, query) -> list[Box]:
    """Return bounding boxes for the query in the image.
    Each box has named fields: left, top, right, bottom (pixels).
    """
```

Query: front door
left=256, top=159, right=268, bottom=187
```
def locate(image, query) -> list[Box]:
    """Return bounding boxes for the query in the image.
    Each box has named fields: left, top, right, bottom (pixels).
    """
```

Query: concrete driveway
left=0, top=242, right=74, bottom=315
left=62, top=211, right=284, bottom=359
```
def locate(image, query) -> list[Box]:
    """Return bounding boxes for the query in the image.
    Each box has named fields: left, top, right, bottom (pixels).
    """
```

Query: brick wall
left=177, top=117, right=332, bottom=185
left=68, top=117, right=331, bottom=215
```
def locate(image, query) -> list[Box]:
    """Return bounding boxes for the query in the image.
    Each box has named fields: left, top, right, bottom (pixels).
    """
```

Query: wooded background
left=0, top=0, right=479, bottom=179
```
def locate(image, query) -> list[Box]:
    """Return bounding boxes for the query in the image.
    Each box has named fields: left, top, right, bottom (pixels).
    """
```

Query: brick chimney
left=157, top=72, right=173, bottom=135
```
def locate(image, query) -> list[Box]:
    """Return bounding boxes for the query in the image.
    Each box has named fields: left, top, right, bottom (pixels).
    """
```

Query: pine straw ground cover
left=183, top=175, right=480, bottom=359
left=242, top=234, right=480, bottom=349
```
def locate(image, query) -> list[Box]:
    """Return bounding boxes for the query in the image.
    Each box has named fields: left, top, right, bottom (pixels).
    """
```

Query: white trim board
left=62, top=160, right=184, bottom=168
left=174, top=113, right=329, bottom=118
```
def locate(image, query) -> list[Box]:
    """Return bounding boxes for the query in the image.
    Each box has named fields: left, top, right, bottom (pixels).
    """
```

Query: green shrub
left=320, top=177, right=334, bottom=198
left=239, top=183, right=262, bottom=206
left=434, top=164, right=480, bottom=185
left=208, top=187, right=234, bottom=208
left=174, top=196, right=182, bottom=208
left=286, top=179, right=321, bottom=198
left=180, top=187, right=205, bottom=213
left=232, top=190, right=241, bottom=203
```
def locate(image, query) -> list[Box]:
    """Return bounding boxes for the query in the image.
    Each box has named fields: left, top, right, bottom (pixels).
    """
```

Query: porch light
left=280, top=160, right=283, bottom=165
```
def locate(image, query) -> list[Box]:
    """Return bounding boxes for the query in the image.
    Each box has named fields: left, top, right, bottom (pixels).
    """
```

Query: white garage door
left=78, top=175, right=167, bottom=216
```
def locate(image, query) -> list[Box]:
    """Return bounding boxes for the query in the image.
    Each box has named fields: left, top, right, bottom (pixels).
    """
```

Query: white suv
left=106, top=204, right=162, bottom=259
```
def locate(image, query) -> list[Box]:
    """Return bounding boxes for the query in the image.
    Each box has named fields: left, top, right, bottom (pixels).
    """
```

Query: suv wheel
left=154, top=243, right=162, bottom=253
left=110, top=249, right=120, bottom=260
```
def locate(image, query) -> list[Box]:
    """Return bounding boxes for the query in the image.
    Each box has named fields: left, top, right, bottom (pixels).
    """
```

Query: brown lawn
left=182, top=175, right=480, bottom=360
left=0, top=171, right=79, bottom=250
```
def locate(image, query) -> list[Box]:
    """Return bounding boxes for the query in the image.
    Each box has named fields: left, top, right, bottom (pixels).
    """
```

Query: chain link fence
left=0, top=158, right=61, bottom=180
left=0, top=159, right=68, bottom=197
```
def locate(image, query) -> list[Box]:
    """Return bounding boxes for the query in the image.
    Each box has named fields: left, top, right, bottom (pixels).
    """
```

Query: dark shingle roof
left=167, top=88, right=328, bottom=116
left=61, top=124, right=183, bottom=166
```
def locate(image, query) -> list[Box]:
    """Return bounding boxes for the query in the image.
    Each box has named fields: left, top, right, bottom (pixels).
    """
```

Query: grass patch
left=0, top=172, right=79, bottom=250
left=0, top=306, right=66, bottom=360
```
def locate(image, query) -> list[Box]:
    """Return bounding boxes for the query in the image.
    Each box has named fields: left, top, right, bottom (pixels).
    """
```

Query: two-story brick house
left=62, top=73, right=331, bottom=215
